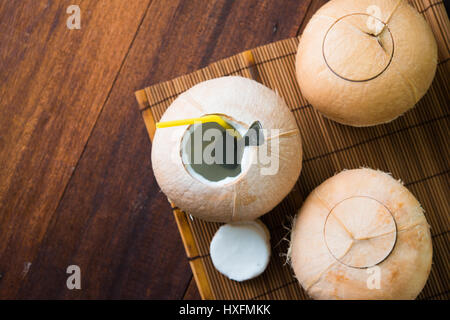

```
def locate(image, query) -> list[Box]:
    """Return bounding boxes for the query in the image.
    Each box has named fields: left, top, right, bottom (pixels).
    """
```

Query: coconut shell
left=290, top=168, right=432, bottom=300
left=296, top=0, right=438, bottom=126
left=151, top=76, right=302, bottom=222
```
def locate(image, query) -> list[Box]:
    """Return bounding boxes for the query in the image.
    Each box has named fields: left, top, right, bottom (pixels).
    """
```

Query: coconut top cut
left=151, top=76, right=302, bottom=222
left=210, top=220, right=271, bottom=282
left=290, top=168, right=432, bottom=300
left=296, top=0, right=437, bottom=126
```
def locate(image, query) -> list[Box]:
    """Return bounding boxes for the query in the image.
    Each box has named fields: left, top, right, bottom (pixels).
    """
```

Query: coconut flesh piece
left=210, top=220, right=271, bottom=282
left=295, top=0, right=438, bottom=126
left=289, top=168, right=433, bottom=300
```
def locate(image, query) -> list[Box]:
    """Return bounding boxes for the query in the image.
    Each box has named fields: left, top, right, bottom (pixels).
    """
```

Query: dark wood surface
left=0, top=0, right=324, bottom=299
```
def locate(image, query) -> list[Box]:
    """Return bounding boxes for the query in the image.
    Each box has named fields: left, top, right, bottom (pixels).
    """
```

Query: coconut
left=289, top=168, right=432, bottom=299
left=296, top=0, right=438, bottom=126
left=210, top=220, right=271, bottom=282
left=151, top=76, right=302, bottom=222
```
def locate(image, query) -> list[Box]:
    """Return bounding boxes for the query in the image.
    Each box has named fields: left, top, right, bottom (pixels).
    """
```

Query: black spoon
left=220, top=121, right=264, bottom=170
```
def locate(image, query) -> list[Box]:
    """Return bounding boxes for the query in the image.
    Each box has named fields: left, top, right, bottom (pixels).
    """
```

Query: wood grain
left=0, top=0, right=151, bottom=298
left=0, top=0, right=313, bottom=299
left=183, top=277, right=202, bottom=300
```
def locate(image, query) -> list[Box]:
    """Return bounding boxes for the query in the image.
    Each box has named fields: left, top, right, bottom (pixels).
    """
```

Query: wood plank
left=183, top=277, right=202, bottom=300
left=0, top=0, right=151, bottom=298
left=15, top=0, right=312, bottom=299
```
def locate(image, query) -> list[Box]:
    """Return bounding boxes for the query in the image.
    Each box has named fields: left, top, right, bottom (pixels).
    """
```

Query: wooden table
left=0, top=0, right=330, bottom=299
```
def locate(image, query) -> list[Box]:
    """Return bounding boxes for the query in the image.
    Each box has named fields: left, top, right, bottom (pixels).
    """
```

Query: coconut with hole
left=296, top=0, right=438, bottom=126
left=151, top=76, right=302, bottom=222
left=289, top=168, right=432, bottom=299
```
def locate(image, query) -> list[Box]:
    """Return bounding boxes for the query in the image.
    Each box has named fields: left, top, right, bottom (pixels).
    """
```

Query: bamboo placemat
left=135, top=0, right=449, bottom=300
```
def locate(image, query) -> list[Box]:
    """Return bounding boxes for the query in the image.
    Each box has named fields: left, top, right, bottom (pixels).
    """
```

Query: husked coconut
left=210, top=220, right=271, bottom=282
left=296, top=0, right=438, bottom=126
left=289, top=168, right=432, bottom=300
left=152, top=76, right=302, bottom=222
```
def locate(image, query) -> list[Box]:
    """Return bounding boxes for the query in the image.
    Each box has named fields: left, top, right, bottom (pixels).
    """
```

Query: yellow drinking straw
left=156, top=115, right=239, bottom=136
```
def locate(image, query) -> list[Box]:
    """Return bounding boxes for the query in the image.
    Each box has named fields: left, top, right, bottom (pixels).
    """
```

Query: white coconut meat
left=210, top=220, right=271, bottom=282
left=289, top=168, right=433, bottom=300
left=151, top=76, right=302, bottom=222
left=296, top=0, right=437, bottom=126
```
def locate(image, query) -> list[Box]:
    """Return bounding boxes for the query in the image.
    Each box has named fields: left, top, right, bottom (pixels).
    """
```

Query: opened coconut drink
left=151, top=76, right=302, bottom=222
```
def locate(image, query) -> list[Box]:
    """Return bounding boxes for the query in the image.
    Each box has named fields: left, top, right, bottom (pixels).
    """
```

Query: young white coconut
left=210, top=220, right=271, bottom=282
left=151, top=76, right=302, bottom=222
left=289, top=168, right=432, bottom=300
left=296, top=0, right=437, bottom=126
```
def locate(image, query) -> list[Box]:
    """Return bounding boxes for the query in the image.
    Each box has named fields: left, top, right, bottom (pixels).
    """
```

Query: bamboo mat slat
left=135, top=0, right=450, bottom=300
